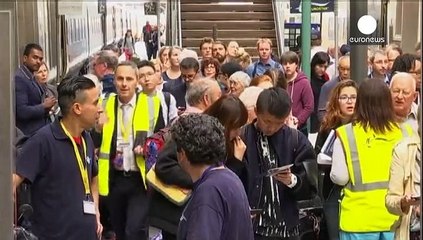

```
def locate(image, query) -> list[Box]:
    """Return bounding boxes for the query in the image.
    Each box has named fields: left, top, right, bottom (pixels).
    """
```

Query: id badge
left=83, top=200, right=96, bottom=215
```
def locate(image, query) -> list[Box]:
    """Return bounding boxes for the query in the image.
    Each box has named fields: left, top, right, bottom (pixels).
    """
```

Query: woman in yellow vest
left=330, top=79, right=413, bottom=240
left=386, top=107, right=421, bottom=240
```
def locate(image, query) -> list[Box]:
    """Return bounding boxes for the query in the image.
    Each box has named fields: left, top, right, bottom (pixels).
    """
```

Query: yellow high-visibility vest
left=336, top=122, right=413, bottom=232
left=98, top=92, right=160, bottom=196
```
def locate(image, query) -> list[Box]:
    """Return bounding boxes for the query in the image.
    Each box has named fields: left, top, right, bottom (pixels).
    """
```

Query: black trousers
left=108, top=172, right=149, bottom=240
left=146, top=42, right=154, bottom=60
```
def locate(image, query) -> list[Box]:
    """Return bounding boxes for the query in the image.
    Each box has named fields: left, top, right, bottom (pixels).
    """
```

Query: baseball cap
left=340, top=44, right=351, bottom=56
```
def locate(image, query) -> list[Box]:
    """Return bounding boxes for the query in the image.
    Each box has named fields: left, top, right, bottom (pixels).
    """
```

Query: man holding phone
left=227, top=88, right=317, bottom=240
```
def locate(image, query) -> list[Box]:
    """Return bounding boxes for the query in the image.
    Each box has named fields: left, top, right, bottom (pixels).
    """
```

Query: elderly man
left=390, top=72, right=419, bottom=133
left=317, top=55, right=351, bottom=121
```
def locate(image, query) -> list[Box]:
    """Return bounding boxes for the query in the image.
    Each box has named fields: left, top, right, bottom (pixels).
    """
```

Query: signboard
left=58, top=0, right=83, bottom=15
left=98, top=0, right=106, bottom=14
left=290, top=0, right=335, bottom=13
left=144, top=2, right=165, bottom=15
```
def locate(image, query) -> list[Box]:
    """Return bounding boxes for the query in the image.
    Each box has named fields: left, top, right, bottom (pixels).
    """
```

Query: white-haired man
left=390, top=72, right=419, bottom=133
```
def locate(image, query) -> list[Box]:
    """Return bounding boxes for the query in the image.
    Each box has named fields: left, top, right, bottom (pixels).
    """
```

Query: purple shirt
left=177, top=168, right=254, bottom=240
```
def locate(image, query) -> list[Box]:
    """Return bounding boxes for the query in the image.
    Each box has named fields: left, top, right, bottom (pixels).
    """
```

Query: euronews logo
left=348, top=15, right=386, bottom=45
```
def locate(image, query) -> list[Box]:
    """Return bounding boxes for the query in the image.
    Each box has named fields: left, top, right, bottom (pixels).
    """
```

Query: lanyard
left=60, top=121, right=90, bottom=196
left=118, top=105, right=133, bottom=142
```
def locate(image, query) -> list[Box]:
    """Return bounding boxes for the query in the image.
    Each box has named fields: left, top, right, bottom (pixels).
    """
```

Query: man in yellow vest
left=96, top=61, right=161, bottom=240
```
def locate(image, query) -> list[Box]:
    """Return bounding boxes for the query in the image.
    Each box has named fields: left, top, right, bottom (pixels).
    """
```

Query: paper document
left=317, top=130, right=336, bottom=165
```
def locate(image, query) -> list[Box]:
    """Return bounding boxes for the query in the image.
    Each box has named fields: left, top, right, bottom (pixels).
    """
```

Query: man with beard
left=212, top=41, right=227, bottom=65
left=15, top=43, right=57, bottom=135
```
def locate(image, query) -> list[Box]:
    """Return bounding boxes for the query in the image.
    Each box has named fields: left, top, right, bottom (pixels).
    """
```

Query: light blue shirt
left=245, top=59, right=282, bottom=78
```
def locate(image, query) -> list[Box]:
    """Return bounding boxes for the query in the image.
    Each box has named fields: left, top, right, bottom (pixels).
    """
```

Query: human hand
left=286, top=116, right=298, bottom=129
left=273, top=169, right=292, bottom=186
left=96, top=212, right=103, bottom=239
left=233, top=136, right=246, bottom=161
left=43, top=96, right=56, bottom=109
left=133, top=145, right=143, bottom=155
left=400, top=195, right=420, bottom=213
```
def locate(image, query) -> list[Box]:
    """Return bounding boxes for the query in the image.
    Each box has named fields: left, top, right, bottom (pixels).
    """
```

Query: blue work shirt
left=16, top=120, right=98, bottom=240
left=245, top=59, right=282, bottom=78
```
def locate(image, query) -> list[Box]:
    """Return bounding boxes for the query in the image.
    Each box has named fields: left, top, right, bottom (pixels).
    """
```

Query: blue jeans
left=340, top=231, right=394, bottom=240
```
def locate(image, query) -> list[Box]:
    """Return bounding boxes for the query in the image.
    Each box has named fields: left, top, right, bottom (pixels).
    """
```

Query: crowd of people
left=11, top=31, right=422, bottom=240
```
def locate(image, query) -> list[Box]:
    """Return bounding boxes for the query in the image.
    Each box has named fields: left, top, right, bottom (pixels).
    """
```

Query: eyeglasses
left=338, top=95, right=357, bottom=103
left=139, top=72, right=155, bottom=79
left=181, top=74, right=197, bottom=81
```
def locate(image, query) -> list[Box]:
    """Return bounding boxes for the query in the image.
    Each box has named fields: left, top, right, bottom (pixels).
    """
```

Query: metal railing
left=272, top=0, right=285, bottom=56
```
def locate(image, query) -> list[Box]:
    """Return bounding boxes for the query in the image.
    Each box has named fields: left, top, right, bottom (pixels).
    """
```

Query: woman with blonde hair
left=233, top=47, right=252, bottom=70
left=158, top=46, right=170, bottom=72
left=386, top=107, right=421, bottom=240
left=34, top=62, right=59, bottom=121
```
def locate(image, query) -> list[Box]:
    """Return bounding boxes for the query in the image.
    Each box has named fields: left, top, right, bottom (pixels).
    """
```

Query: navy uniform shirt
left=177, top=168, right=254, bottom=240
left=16, top=120, right=98, bottom=240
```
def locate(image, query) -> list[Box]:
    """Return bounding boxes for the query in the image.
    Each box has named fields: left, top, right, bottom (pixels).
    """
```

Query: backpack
left=143, top=92, right=171, bottom=171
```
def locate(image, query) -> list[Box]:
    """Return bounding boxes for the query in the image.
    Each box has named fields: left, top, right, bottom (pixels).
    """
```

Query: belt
left=114, top=170, right=140, bottom=177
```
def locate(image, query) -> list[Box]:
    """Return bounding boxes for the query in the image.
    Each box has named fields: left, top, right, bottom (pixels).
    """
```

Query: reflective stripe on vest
left=337, top=122, right=412, bottom=232
left=344, top=123, right=410, bottom=192
left=98, top=93, right=161, bottom=196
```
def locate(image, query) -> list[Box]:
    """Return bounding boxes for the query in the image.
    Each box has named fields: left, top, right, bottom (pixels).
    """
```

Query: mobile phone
left=250, top=209, right=263, bottom=215
left=267, top=164, right=294, bottom=176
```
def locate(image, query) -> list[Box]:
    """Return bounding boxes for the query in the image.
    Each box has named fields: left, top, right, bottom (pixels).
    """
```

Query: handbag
left=146, top=165, right=191, bottom=206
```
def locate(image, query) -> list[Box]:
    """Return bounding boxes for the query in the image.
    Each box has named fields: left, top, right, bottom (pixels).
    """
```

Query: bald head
left=186, top=77, right=222, bottom=110
left=338, top=55, right=350, bottom=80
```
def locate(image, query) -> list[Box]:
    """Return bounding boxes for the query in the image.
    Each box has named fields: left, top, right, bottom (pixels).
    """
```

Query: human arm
left=155, top=140, right=193, bottom=189
left=12, top=174, right=25, bottom=199
left=168, top=94, right=178, bottom=123
left=296, top=81, right=314, bottom=126
left=386, top=141, right=419, bottom=216
left=90, top=176, right=103, bottom=237
left=330, top=138, right=350, bottom=186
left=15, top=77, right=48, bottom=121
left=284, top=130, right=318, bottom=200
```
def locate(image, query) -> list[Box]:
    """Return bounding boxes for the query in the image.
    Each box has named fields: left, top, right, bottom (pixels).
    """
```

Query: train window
left=71, top=19, right=75, bottom=43
left=78, top=18, right=81, bottom=41
left=67, top=19, right=71, bottom=43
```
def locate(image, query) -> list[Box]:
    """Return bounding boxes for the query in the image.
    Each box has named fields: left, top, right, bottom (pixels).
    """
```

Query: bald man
left=317, top=55, right=351, bottom=121
left=390, top=72, right=419, bottom=132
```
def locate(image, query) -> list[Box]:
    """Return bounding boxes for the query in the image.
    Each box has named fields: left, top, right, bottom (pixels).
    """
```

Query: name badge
left=117, top=142, right=130, bottom=149
left=83, top=200, right=96, bottom=215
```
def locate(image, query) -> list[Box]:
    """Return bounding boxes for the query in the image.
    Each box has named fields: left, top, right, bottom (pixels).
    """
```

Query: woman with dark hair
left=310, top=51, right=331, bottom=133
left=203, top=95, right=249, bottom=163
left=314, top=80, right=358, bottom=240
left=201, top=57, right=220, bottom=80
left=330, top=79, right=414, bottom=240
left=123, top=29, right=135, bottom=60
